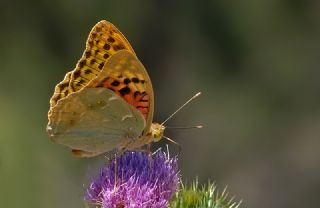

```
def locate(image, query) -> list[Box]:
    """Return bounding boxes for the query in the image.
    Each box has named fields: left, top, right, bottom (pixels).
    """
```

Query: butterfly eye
left=152, top=131, right=161, bottom=139
left=150, top=123, right=165, bottom=141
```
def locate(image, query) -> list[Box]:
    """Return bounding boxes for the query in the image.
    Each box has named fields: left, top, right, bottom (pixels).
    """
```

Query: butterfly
left=47, top=20, right=165, bottom=157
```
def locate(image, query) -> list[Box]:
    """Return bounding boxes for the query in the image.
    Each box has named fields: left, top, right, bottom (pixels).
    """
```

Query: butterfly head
left=149, top=123, right=165, bottom=142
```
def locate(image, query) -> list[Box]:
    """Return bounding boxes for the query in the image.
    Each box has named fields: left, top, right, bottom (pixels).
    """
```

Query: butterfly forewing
left=50, top=20, right=135, bottom=108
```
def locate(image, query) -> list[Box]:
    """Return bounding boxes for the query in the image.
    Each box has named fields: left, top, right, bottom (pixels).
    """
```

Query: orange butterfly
left=47, top=21, right=164, bottom=157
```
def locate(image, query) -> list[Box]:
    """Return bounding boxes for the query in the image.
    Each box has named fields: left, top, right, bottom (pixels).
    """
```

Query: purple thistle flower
left=85, top=150, right=180, bottom=208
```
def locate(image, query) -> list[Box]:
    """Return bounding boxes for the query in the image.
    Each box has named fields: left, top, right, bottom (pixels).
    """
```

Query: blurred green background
left=1, top=0, right=320, bottom=207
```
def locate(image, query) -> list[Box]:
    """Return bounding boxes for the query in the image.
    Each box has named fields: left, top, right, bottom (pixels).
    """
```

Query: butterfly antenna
left=161, top=92, right=201, bottom=125
left=166, top=125, right=203, bottom=129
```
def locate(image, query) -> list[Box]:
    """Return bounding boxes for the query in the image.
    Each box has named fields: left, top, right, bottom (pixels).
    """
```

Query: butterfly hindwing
left=47, top=88, right=146, bottom=157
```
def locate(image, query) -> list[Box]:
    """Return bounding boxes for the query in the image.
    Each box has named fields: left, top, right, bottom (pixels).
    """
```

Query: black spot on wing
left=119, top=86, right=130, bottom=96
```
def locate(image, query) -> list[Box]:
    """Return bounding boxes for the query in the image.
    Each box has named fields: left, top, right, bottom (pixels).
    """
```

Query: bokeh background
left=1, top=0, right=320, bottom=207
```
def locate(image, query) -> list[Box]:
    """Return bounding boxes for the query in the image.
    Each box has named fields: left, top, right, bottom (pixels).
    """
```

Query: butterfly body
left=47, top=20, right=164, bottom=157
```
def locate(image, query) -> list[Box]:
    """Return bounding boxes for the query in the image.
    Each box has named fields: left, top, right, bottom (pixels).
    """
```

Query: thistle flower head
left=85, top=150, right=179, bottom=208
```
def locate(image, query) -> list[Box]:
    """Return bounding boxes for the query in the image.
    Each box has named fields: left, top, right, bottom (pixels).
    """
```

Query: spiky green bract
left=169, top=180, right=242, bottom=208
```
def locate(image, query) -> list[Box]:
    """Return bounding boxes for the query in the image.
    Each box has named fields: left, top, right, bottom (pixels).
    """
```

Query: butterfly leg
left=114, top=152, right=118, bottom=190
left=147, top=144, right=153, bottom=168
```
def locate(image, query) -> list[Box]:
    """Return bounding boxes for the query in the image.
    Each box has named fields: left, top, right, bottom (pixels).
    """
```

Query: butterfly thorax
left=147, top=123, right=165, bottom=142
